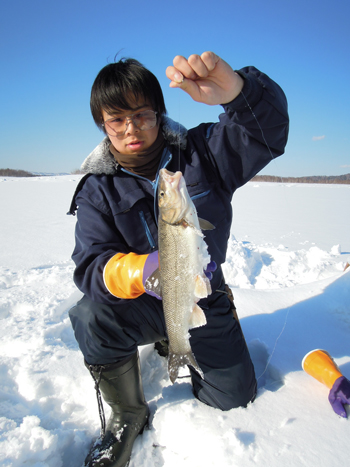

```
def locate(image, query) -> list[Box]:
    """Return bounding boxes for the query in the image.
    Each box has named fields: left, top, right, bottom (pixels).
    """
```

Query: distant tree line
left=71, top=168, right=86, bottom=174
left=1, top=167, right=350, bottom=184
left=0, top=168, right=35, bottom=177
left=252, top=174, right=350, bottom=184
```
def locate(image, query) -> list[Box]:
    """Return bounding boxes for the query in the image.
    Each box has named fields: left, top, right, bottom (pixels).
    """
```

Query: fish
left=156, top=168, right=214, bottom=383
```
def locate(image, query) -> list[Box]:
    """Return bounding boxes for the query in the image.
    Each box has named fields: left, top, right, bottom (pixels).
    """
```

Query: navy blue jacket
left=70, top=67, right=289, bottom=305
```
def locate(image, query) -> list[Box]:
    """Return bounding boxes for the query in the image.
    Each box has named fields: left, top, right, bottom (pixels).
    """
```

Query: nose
left=125, top=117, right=139, bottom=134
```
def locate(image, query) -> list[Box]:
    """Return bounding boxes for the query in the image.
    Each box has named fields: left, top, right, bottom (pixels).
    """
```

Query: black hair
left=90, top=58, right=167, bottom=132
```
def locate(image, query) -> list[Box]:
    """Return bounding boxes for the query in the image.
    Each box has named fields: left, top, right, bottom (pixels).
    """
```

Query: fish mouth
left=158, top=170, right=189, bottom=224
left=160, top=169, right=182, bottom=190
left=159, top=169, right=183, bottom=201
left=166, top=171, right=181, bottom=184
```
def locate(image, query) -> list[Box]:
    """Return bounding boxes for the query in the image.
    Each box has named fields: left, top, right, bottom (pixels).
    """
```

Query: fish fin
left=144, top=268, right=162, bottom=299
left=206, top=279, right=212, bottom=295
left=168, top=350, right=204, bottom=384
left=198, top=218, right=215, bottom=230
left=189, top=304, right=207, bottom=329
left=194, top=274, right=211, bottom=298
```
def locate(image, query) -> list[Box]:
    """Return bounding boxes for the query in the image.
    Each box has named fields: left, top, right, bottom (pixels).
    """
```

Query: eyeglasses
left=103, top=110, right=158, bottom=136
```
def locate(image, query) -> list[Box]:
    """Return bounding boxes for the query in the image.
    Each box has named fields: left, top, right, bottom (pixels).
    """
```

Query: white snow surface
left=0, top=175, right=349, bottom=467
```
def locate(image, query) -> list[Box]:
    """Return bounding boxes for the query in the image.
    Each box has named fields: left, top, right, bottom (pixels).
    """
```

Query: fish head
left=158, top=169, right=193, bottom=224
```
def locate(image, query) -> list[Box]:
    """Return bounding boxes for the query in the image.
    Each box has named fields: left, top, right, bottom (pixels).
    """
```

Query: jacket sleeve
left=72, top=183, right=151, bottom=304
left=188, top=66, right=289, bottom=193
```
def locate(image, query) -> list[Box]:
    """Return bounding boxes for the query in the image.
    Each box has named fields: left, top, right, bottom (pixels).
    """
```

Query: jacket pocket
left=191, top=189, right=211, bottom=201
left=109, top=189, right=157, bottom=253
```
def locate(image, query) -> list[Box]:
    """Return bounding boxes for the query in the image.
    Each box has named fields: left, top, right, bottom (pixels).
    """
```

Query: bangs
left=101, top=90, right=152, bottom=116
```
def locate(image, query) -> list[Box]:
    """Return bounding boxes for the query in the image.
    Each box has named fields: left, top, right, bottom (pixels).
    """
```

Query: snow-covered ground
left=0, top=175, right=349, bottom=467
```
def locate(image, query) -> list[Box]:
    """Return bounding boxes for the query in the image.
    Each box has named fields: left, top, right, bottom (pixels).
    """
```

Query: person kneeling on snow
left=68, top=52, right=289, bottom=466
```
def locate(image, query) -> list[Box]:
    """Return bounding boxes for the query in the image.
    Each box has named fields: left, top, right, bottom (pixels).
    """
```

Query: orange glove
left=103, top=251, right=159, bottom=299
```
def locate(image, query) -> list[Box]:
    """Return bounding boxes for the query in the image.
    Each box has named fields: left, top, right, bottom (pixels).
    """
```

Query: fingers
left=166, top=51, right=220, bottom=85
left=173, top=55, right=198, bottom=80
left=197, top=51, right=220, bottom=74
left=165, top=65, right=184, bottom=84
left=165, top=51, right=241, bottom=104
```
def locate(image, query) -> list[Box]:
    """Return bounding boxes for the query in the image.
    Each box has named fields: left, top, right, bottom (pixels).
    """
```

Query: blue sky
left=0, top=0, right=349, bottom=176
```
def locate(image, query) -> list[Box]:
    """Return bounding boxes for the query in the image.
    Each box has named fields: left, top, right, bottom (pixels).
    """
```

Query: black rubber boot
left=84, top=352, right=149, bottom=467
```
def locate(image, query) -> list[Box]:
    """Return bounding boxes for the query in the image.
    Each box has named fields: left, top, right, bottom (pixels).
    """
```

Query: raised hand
left=166, top=51, right=244, bottom=106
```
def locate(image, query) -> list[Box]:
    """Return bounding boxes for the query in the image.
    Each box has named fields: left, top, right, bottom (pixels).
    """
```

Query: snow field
left=0, top=176, right=349, bottom=466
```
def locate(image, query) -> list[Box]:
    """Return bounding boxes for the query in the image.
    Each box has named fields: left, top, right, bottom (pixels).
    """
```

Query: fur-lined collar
left=81, top=116, right=187, bottom=175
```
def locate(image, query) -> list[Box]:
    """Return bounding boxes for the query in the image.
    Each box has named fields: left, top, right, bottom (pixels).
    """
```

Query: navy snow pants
left=69, top=280, right=257, bottom=411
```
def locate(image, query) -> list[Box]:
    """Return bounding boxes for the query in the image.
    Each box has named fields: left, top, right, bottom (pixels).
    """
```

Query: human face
left=102, top=102, right=159, bottom=155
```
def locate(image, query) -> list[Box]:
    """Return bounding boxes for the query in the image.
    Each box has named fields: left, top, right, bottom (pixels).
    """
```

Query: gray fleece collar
left=81, top=116, right=187, bottom=175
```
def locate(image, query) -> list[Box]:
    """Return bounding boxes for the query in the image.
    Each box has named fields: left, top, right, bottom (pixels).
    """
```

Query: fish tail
left=168, top=351, right=204, bottom=384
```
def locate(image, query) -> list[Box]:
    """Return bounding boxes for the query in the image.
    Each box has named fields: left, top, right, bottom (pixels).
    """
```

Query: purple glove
left=143, top=251, right=162, bottom=300
left=328, top=376, right=350, bottom=418
left=204, top=261, right=217, bottom=280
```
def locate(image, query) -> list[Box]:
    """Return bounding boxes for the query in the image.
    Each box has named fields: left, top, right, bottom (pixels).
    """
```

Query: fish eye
left=159, top=191, right=165, bottom=197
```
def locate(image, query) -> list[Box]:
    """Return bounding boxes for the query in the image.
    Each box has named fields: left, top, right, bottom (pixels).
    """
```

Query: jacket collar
left=81, top=116, right=187, bottom=175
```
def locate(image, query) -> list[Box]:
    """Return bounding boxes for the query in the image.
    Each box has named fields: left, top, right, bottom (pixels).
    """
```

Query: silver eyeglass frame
left=102, top=110, right=158, bottom=136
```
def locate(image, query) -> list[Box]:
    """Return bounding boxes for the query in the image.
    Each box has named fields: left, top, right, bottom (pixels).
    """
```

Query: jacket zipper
left=139, top=211, right=156, bottom=250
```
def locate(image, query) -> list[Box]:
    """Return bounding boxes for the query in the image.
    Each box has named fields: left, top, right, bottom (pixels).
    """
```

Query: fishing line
left=240, top=91, right=276, bottom=163
left=240, top=90, right=293, bottom=385
left=176, top=83, right=182, bottom=170
left=169, top=77, right=292, bottom=385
